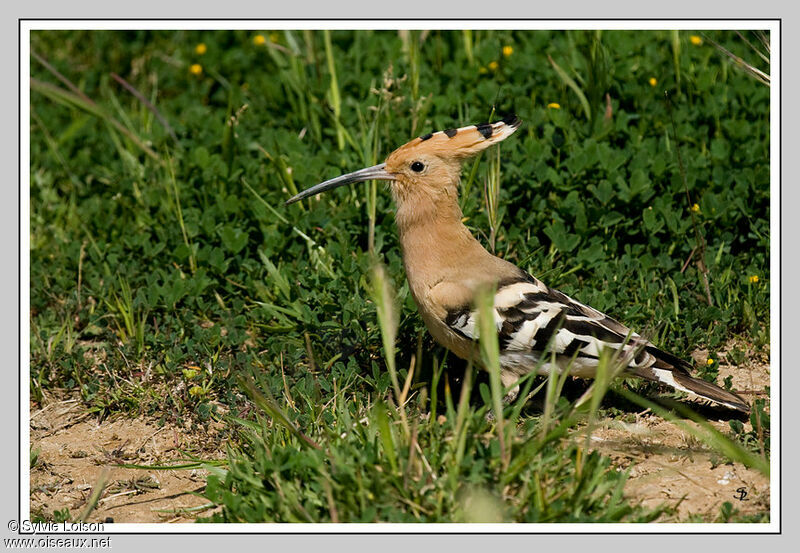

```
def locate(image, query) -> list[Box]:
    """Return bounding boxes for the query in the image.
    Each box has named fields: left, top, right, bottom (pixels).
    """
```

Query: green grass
left=29, top=29, right=770, bottom=523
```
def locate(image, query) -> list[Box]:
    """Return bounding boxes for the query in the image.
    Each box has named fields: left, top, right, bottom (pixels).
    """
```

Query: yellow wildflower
left=189, top=64, right=203, bottom=76
left=690, top=35, right=703, bottom=46
left=547, top=103, right=561, bottom=109
left=502, top=45, right=513, bottom=57
left=488, top=60, right=499, bottom=71
left=691, top=203, right=700, bottom=213
left=707, top=358, right=714, bottom=366
left=749, top=275, right=759, bottom=284
left=195, top=43, right=207, bottom=55
left=189, top=385, right=204, bottom=397
left=253, top=34, right=266, bottom=46
left=649, top=77, right=657, bottom=87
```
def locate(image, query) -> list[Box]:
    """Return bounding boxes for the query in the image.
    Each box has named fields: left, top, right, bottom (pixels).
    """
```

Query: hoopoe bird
left=286, top=115, right=750, bottom=414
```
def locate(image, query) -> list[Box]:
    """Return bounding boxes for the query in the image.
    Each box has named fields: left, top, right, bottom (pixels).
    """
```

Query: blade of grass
left=237, top=375, right=321, bottom=450
left=461, top=153, right=483, bottom=210
left=462, top=30, right=474, bottom=65
left=484, top=145, right=502, bottom=253
left=375, top=400, right=398, bottom=473
left=370, top=263, right=409, bottom=437
left=76, top=469, right=109, bottom=522
left=111, top=72, right=179, bottom=145
left=703, top=32, right=770, bottom=86
left=115, top=460, right=226, bottom=470
left=31, top=50, right=94, bottom=106
left=322, top=30, right=345, bottom=150
left=541, top=350, right=573, bottom=440
left=734, top=31, right=770, bottom=65
left=671, top=30, right=681, bottom=91
left=429, top=354, right=445, bottom=429
left=31, top=77, right=163, bottom=164
left=548, top=54, right=591, bottom=121
left=451, top=362, right=475, bottom=476
left=666, top=276, right=680, bottom=317
left=476, top=286, right=508, bottom=469
left=166, top=153, right=196, bottom=274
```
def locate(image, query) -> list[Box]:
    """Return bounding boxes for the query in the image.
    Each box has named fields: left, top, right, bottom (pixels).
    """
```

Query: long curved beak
left=285, top=163, right=396, bottom=205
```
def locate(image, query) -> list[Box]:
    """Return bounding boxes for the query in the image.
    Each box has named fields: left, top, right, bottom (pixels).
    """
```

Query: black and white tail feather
left=445, top=272, right=750, bottom=413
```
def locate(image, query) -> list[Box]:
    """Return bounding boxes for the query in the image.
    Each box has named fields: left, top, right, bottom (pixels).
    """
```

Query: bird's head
left=285, top=115, right=522, bottom=211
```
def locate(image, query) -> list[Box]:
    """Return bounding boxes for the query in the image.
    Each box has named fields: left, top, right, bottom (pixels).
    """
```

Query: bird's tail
left=630, top=346, right=750, bottom=413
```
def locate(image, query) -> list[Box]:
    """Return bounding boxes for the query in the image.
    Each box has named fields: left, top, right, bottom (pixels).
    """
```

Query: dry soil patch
left=589, top=337, right=771, bottom=521
left=30, top=399, right=226, bottom=523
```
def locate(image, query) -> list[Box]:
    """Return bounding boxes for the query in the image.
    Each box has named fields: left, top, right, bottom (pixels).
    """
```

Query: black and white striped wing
left=443, top=274, right=750, bottom=412
left=445, top=275, right=653, bottom=374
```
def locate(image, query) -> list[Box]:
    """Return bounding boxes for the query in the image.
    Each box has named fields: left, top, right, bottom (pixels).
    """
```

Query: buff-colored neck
left=393, top=182, right=493, bottom=293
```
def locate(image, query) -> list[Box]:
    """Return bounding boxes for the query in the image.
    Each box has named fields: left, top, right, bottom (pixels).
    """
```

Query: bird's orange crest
left=389, top=114, right=522, bottom=162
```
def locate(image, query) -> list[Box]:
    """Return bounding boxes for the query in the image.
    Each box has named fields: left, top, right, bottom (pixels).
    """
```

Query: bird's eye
left=411, top=161, right=425, bottom=172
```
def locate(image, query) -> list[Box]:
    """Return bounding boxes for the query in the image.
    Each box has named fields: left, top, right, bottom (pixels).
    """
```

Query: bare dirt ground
left=30, top=337, right=771, bottom=523
left=589, top=337, right=771, bottom=521
left=30, top=399, right=227, bottom=523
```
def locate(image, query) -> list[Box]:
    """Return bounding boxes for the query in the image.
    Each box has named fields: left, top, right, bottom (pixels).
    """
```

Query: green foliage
left=729, top=396, right=770, bottom=458
left=202, top=371, right=666, bottom=523
left=31, top=508, right=73, bottom=524
left=716, top=500, right=769, bottom=523
left=30, top=29, right=770, bottom=522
